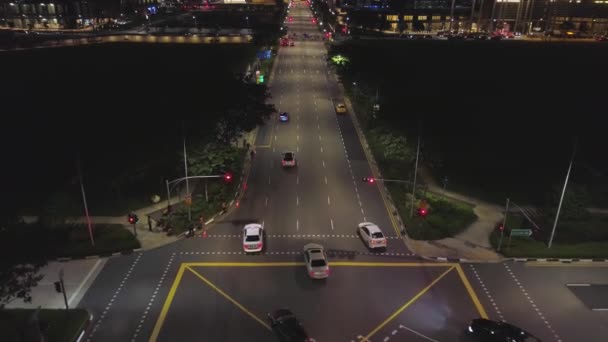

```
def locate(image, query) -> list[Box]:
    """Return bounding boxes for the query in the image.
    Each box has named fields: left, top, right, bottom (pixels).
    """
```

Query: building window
left=404, top=15, right=413, bottom=21
left=418, top=15, right=427, bottom=20
left=432, top=16, right=441, bottom=21
left=386, top=15, right=398, bottom=21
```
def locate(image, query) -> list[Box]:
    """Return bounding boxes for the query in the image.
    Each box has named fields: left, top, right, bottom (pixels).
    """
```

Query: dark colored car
left=468, top=319, right=541, bottom=342
left=268, top=309, right=315, bottom=342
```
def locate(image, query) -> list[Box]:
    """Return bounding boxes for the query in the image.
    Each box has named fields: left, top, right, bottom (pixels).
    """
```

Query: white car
left=303, top=243, right=330, bottom=279
left=357, top=222, right=387, bottom=249
left=243, top=223, right=264, bottom=253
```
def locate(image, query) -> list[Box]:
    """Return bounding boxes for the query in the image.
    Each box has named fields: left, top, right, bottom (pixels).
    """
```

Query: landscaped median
left=490, top=213, right=608, bottom=258
left=386, top=182, right=477, bottom=240
left=0, top=308, right=91, bottom=342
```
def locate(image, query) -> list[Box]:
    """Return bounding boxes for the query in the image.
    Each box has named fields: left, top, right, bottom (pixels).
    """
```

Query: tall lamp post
left=410, top=133, right=421, bottom=218
left=548, top=138, right=578, bottom=248
left=182, top=122, right=190, bottom=221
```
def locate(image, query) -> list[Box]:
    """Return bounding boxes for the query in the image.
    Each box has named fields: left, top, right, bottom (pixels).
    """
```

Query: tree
left=371, top=127, right=413, bottom=163
left=213, top=83, right=275, bottom=144
left=0, top=217, right=46, bottom=308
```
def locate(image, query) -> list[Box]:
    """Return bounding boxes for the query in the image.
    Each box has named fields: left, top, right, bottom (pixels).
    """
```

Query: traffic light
left=128, top=213, right=139, bottom=224
left=54, top=281, right=62, bottom=293
left=362, top=177, right=375, bottom=183
left=498, top=223, right=505, bottom=232
left=416, top=207, right=428, bottom=217
left=223, top=172, right=233, bottom=183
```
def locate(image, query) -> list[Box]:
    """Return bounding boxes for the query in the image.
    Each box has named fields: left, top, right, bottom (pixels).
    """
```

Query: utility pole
left=498, top=198, right=509, bottom=251
left=182, top=122, right=191, bottom=221
left=449, top=0, right=457, bottom=32
left=77, top=157, right=94, bottom=247
left=548, top=138, right=578, bottom=248
left=410, top=133, right=421, bottom=218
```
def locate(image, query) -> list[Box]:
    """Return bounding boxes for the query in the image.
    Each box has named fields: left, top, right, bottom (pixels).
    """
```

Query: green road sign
left=510, top=229, right=532, bottom=237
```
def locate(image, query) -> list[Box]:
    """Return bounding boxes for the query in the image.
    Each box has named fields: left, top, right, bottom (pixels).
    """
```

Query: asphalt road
left=76, top=2, right=608, bottom=342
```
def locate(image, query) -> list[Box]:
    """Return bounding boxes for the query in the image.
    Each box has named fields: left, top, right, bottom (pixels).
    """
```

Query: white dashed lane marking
left=179, top=250, right=414, bottom=256
left=469, top=264, right=504, bottom=321
left=503, top=264, right=562, bottom=342
left=130, top=253, right=176, bottom=342
left=87, top=253, right=142, bottom=342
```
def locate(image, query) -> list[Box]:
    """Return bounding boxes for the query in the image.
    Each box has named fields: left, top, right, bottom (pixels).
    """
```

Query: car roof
left=304, top=243, right=323, bottom=251
left=359, top=222, right=382, bottom=234
left=244, top=223, right=262, bottom=232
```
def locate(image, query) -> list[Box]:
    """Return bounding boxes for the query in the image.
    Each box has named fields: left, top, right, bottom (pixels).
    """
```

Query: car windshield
left=284, top=153, right=293, bottom=161
left=245, top=235, right=259, bottom=242
left=371, top=232, right=384, bottom=239
left=311, top=259, right=326, bottom=267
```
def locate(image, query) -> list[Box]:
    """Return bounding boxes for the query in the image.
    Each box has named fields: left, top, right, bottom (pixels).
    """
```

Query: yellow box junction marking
left=455, top=264, right=488, bottom=319
left=364, top=266, right=455, bottom=340
left=150, top=262, right=488, bottom=342
left=187, top=266, right=272, bottom=331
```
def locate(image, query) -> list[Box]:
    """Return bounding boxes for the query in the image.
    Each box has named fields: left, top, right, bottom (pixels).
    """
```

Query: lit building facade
left=0, top=0, right=159, bottom=30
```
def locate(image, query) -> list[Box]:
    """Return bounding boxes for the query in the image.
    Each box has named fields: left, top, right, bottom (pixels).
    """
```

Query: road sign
left=510, top=229, right=532, bottom=237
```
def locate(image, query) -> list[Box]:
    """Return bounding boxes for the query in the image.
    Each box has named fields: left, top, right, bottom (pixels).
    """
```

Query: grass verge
left=0, top=308, right=89, bottom=342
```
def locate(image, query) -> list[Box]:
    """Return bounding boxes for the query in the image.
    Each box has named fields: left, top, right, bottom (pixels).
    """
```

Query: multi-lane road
left=76, top=2, right=608, bottom=341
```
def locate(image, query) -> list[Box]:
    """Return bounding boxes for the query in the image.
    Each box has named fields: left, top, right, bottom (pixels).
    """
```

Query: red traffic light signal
left=128, top=213, right=139, bottom=224
left=417, top=207, right=428, bottom=217
left=362, top=177, right=375, bottom=183
left=223, top=172, right=233, bottom=182
left=498, top=223, right=505, bottom=232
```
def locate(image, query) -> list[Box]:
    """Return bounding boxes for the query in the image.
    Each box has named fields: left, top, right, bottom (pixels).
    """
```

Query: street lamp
left=193, top=16, right=197, bottom=30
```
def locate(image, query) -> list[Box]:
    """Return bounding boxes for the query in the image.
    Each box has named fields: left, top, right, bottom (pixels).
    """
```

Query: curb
left=75, top=310, right=94, bottom=342
left=54, top=248, right=140, bottom=262
left=510, top=257, right=608, bottom=263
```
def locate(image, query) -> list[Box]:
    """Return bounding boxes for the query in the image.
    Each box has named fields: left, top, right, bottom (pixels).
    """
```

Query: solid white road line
left=68, top=259, right=104, bottom=307
left=330, top=219, right=334, bottom=230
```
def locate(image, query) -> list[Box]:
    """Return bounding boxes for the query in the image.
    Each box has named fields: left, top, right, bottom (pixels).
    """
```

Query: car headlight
left=468, top=326, right=474, bottom=333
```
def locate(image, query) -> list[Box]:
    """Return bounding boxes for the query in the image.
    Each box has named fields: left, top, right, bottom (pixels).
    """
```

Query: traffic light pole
left=165, top=174, right=232, bottom=217
left=497, top=198, right=509, bottom=252
left=410, top=134, right=421, bottom=218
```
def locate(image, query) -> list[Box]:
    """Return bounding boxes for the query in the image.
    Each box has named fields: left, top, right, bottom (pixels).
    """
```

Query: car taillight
left=282, top=160, right=285, bottom=165
left=325, top=268, right=330, bottom=275
left=257, top=243, right=263, bottom=248
left=309, top=271, right=315, bottom=277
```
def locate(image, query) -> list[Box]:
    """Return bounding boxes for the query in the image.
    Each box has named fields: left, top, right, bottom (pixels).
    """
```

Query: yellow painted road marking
left=526, top=262, right=608, bottom=267
left=149, top=263, right=187, bottom=342
left=455, top=264, right=488, bottom=319
left=187, top=266, right=272, bottom=331
left=184, top=262, right=454, bottom=267
left=186, top=262, right=305, bottom=267
left=329, top=262, right=454, bottom=267
left=364, top=266, right=455, bottom=340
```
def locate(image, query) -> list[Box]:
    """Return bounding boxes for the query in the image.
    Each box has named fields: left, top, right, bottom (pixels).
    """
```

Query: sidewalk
left=331, top=59, right=503, bottom=261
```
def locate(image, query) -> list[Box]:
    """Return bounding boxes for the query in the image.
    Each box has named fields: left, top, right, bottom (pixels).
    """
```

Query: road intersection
left=72, top=2, right=608, bottom=342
